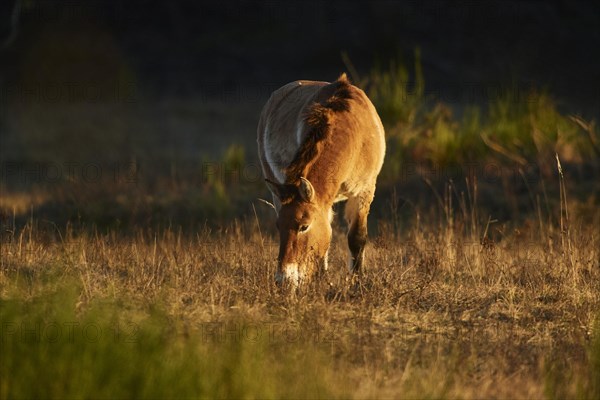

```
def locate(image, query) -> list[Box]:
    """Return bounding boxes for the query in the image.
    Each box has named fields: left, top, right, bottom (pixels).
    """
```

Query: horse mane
left=284, top=73, right=354, bottom=183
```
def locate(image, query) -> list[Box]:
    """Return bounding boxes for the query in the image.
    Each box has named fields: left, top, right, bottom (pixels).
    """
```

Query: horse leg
left=345, top=190, right=374, bottom=274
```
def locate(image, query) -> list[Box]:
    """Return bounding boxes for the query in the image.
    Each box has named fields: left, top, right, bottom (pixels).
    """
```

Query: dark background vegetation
left=1, top=0, right=599, bottom=227
left=3, top=1, right=600, bottom=106
left=3, top=1, right=600, bottom=107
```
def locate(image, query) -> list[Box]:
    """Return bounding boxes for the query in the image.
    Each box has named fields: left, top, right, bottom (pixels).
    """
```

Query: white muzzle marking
left=275, top=263, right=302, bottom=287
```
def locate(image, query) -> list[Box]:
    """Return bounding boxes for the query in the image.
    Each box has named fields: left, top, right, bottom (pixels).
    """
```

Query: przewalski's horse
left=257, top=73, right=385, bottom=286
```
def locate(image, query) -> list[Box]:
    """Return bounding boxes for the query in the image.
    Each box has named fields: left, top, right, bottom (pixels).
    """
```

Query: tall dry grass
left=1, top=178, right=598, bottom=398
left=1, top=52, right=599, bottom=399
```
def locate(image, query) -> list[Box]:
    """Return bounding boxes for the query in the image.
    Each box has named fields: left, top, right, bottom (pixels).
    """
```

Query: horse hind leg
left=345, top=190, right=374, bottom=274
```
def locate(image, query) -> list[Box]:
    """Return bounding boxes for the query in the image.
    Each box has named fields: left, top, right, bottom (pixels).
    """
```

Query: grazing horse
left=257, top=73, right=385, bottom=286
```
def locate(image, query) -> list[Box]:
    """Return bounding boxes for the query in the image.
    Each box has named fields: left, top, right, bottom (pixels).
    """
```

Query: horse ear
left=265, top=178, right=284, bottom=199
left=266, top=177, right=314, bottom=202
left=298, top=177, right=315, bottom=202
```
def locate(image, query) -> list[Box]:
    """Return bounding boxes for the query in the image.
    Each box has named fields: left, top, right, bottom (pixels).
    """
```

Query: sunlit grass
left=1, top=53, right=599, bottom=399
left=1, top=193, right=598, bottom=398
left=0, top=283, right=346, bottom=399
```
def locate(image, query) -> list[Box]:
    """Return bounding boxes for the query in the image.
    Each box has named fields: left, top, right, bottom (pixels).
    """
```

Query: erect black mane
left=284, top=73, right=354, bottom=183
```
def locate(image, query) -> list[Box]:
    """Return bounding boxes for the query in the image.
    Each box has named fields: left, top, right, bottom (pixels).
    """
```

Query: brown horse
left=257, top=73, right=385, bottom=286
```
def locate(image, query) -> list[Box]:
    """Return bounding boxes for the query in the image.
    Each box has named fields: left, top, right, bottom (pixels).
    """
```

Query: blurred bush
left=359, top=51, right=598, bottom=178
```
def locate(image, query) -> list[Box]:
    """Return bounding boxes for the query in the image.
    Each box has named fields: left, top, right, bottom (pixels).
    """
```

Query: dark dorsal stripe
left=284, top=74, right=354, bottom=183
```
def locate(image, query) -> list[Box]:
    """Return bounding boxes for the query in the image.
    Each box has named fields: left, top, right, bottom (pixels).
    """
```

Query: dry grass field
left=1, top=169, right=599, bottom=398
left=2, top=47, right=600, bottom=399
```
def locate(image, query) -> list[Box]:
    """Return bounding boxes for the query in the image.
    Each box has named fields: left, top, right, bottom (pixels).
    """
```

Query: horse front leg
left=345, top=191, right=373, bottom=274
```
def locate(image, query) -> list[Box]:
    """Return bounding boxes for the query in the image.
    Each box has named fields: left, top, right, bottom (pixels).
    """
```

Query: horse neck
left=304, top=132, right=349, bottom=207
